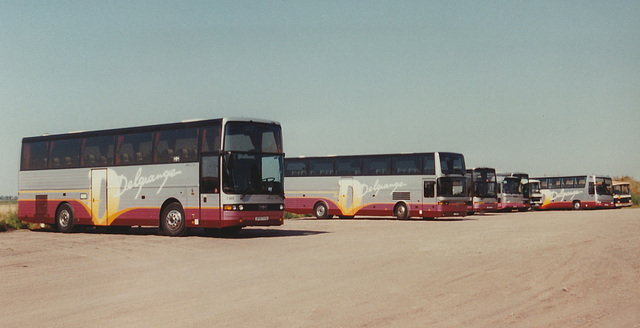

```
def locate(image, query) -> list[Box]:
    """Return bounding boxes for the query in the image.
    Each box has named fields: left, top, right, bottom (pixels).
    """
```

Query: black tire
left=572, top=201, right=581, bottom=211
left=56, top=203, right=76, bottom=233
left=161, top=203, right=187, bottom=236
left=395, top=203, right=409, bottom=220
left=313, top=202, right=330, bottom=219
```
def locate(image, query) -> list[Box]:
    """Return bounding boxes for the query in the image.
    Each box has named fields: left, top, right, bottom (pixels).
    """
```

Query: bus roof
left=22, top=117, right=280, bottom=143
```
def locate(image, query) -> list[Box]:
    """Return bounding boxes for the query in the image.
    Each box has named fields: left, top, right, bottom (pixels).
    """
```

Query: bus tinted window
left=438, top=177, right=466, bottom=197
left=336, top=158, right=362, bottom=176
left=50, top=139, right=81, bottom=168
left=363, top=157, right=390, bottom=175
left=117, top=132, right=153, bottom=165
left=157, top=128, right=198, bottom=163
left=21, top=141, right=48, bottom=170
left=423, top=153, right=435, bottom=175
left=539, top=178, right=548, bottom=189
left=439, top=152, right=465, bottom=175
left=597, top=177, right=612, bottom=195
left=285, top=159, right=307, bottom=177
left=562, top=177, right=575, bottom=188
left=549, top=178, right=561, bottom=189
left=392, top=155, right=421, bottom=175
left=576, top=176, right=586, bottom=188
left=308, top=158, right=334, bottom=176
left=201, top=125, right=221, bottom=153
left=224, top=122, right=282, bottom=153
left=83, top=136, right=114, bottom=167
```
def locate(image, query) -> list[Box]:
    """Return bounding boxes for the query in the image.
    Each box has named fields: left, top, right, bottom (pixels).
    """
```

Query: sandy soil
left=1, top=208, right=639, bottom=327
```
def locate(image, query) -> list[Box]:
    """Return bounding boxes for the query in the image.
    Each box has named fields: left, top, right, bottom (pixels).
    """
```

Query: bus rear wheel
left=395, top=203, right=409, bottom=220
left=313, top=202, right=330, bottom=219
left=161, top=203, right=187, bottom=236
left=56, top=203, right=76, bottom=233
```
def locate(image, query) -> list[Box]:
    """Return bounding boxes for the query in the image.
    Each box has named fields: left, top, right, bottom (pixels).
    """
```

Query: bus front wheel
left=572, top=201, right=581, bottom=210
left=56, top=203, right=76, bottom=233
left=395, top=203, right=409, bottom=220
left=161, top=203, right=187, bottom=236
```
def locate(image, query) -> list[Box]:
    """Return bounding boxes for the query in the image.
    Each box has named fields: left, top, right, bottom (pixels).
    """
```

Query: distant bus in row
left=466, top=167, right=498, bottom=213
left=533, top=175, right=614, bottom=210
left=497, top=173, right=530, bottom=211
left=528, top=179, right=543, bottom=209
left=284, top=152, right=469, bottom=219
left=18, top=118, right=285, bottom=236
left=612, top=180, right=633, bottom=208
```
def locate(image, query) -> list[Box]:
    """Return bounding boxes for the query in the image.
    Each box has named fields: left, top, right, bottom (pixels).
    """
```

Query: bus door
left=91, top=169, right=108, bottom=225
left=200, top=154, right=221, bottom=228
left=422, top=179, right=436, bottom=217
left=338, top=177, right=356, bottom=216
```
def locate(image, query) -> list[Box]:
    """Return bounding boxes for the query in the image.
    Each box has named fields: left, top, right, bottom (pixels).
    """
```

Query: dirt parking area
left=1, top=209, right=639, bottom=327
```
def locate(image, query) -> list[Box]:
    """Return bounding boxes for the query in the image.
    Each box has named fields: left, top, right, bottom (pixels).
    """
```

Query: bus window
left=363, top=157, right=390, bottom=175
left=423, top=153, right=435, bottom=175
left=575, top=176, right=587, bottom=188
left=117, top=132, right=153, bottom=165
left=308, top=158, right=335, bottom=176
left=82, top=135, right=114, bottom=167
left=201, top=155, right=219, bottom=194
left=439, top=152, right=465, bottom=175
left=438, top=177, right=466, bottom=197
left=201, top=125, right=222, bottom=153
left=156, top=128, right=198, bottom=163
left=336, top=158, right=362, bottom=176
left=562, top=177, right=575, bottom=188
left=424, top=181, right=435, bottom=198
left=392, top=155, right=421, bottom=175
left=21, top=141, right=49, bottom=170
left=285, top=159, right=307, bottom=177
left=224, top=122, right=282, bottom=153
left=50, top=139, right=81, bottom=168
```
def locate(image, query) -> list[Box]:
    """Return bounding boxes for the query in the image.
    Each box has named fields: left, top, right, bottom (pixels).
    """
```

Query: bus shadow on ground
left=30, top=226, right=328, bottom=239
left=201, top=228, right=328, bottom=239
left=295, top=216, right=479, bottom=222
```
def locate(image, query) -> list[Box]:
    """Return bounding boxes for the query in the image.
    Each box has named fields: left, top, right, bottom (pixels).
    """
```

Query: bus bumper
left=221, top=210, right=284, bottom=228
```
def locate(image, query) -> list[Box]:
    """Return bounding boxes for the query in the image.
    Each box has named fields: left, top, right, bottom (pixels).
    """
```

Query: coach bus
left=497, top=172, right=530, bottom=211
left=533, top=175, right=614, bottom=210
left=528, top=179, right=543, bottom=209
left=612, top=180, right=632, bottom=208
left=284, top=152, right=469, bottom=219
left=466, top=167, right=498, bottom=213
left=18, top=118, right=285, bottom=236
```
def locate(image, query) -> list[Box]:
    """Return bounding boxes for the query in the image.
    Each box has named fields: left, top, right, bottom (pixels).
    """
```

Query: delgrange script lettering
left=115, top=168, right=182, bottom=199
left=361, top=179, right=407, bottom=197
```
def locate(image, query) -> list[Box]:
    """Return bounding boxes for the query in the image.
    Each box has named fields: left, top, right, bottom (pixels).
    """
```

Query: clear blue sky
left=1, top=1, right=639, bottom=195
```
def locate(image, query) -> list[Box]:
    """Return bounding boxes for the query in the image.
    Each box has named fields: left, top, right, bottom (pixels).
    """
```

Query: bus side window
left=424, top=181, right=435, bottom=198
left=201, top=155, right=219, bottom=194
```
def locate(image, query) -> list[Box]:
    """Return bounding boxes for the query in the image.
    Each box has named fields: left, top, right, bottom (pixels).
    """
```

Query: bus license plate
left=255, top=216, right=269, bottom=221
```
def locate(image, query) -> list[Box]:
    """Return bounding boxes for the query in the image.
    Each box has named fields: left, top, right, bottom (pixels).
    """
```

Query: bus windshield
left=596, top=177, right=612, bottom=195
left=224, top=122, right=282, bottom=153
left=437, top=177, right=467, bottom=197
left=439, top=152, right=465, bottom=175
left=223, top=153, right=284, bottom=196
left=473, top=170, right=496, bottom=197
left=502, top=178, right=521, bottom=195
